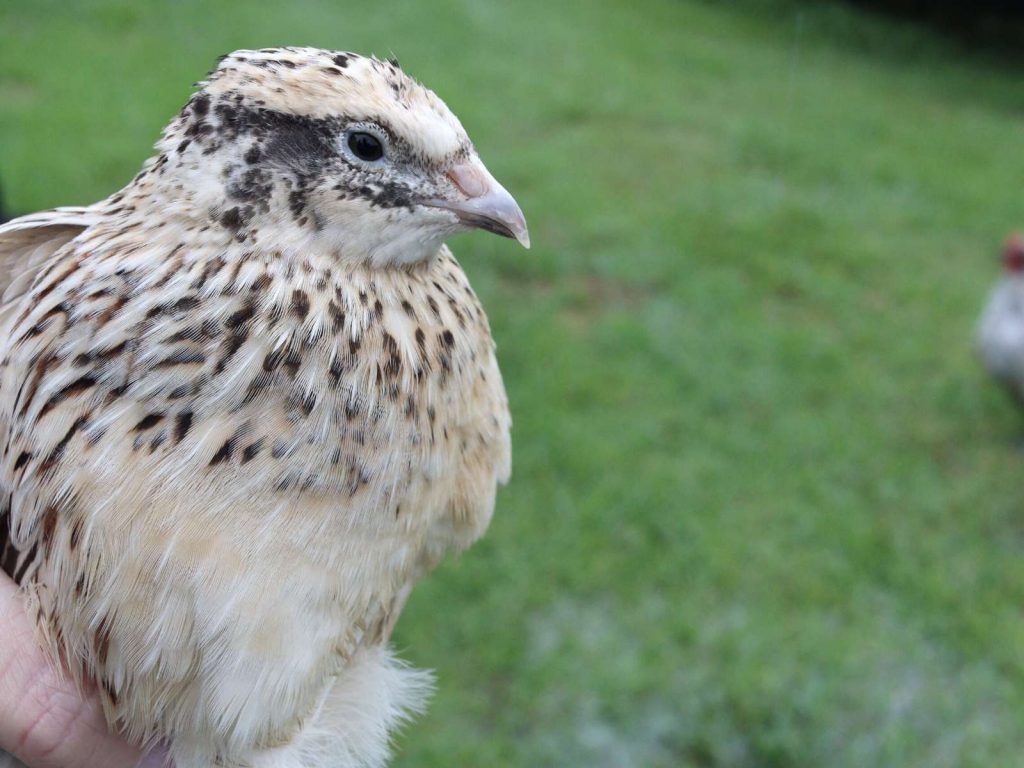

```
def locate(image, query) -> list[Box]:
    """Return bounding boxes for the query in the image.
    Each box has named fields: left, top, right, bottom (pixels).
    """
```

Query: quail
left=0, top=47, right=527, bottom=768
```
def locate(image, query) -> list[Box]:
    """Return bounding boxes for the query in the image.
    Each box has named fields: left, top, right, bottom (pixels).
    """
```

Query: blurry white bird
left=977, top=234, right=1024, bottom=403
left=0, top=47, right=527, bottom=768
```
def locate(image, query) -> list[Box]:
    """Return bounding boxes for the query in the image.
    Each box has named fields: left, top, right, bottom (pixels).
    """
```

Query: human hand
left=0, top=570, right=143, bottom=768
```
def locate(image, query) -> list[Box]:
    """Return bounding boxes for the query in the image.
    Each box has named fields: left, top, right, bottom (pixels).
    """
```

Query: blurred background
left=3, top=1, right=1024, bottom=765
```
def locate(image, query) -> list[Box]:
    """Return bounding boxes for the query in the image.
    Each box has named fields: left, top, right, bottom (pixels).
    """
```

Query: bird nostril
left=445, top=164, right=489, bottom=199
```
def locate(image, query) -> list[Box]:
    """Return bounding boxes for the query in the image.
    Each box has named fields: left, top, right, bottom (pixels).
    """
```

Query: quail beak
left=427, top=157, right=530, bottom=249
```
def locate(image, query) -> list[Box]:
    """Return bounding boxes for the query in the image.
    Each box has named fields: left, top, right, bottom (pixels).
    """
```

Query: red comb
left=1003, top=233, right=1024, bottom=273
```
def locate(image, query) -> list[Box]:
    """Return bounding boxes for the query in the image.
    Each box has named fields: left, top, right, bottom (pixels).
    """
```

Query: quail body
left=0, top=48, right=527, bottom=768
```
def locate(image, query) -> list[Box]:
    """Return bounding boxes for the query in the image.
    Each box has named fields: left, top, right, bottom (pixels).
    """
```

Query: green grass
left=3, top=1, right=1024, bottom=765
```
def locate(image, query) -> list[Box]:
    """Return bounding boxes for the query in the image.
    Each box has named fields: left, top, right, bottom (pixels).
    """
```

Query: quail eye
left=347, top=131, right=384, bottom=162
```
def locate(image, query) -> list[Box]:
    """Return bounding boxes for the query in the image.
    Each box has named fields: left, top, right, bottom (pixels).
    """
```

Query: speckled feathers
left=198, top=48, right=470, bottom=161
left=0, top=47, right=521, bottom=768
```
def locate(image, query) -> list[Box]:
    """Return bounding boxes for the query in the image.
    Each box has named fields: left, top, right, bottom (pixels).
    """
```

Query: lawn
left=3, top=1, right=1024, bottom=766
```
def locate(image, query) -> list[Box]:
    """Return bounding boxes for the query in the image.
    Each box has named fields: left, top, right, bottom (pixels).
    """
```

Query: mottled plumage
left=0, top=47, right=527, bottom=768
